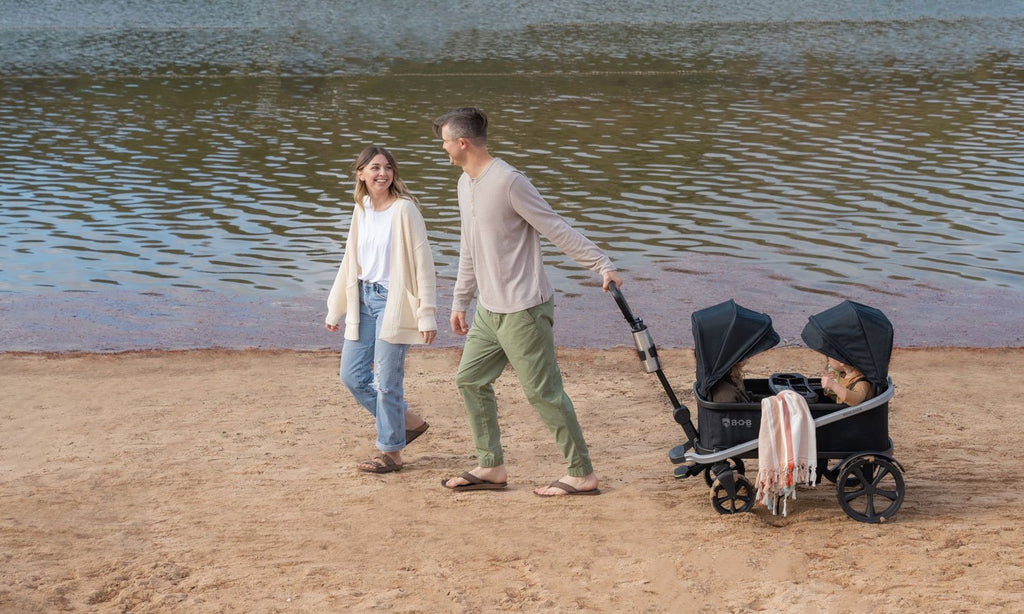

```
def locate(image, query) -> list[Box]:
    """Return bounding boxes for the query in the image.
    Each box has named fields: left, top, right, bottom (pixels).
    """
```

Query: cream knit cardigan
left=325, top=197, right=437, bottom=344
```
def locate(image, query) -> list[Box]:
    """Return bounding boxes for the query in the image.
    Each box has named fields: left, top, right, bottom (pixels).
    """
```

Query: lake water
left=1, top=1, right=1022, bottom=351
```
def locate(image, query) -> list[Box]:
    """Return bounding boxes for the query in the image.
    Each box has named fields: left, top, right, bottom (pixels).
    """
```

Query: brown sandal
left=534, top=480, right=601, bottom=496
left=405, top=421, right=429, bottom=445
left=358, top=455, right=402, bottom=474
left=441, top=471, right=507, bottom=491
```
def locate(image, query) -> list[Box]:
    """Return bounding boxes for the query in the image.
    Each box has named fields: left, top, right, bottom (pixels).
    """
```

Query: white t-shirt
left=357, top=201, right=395, bottom=286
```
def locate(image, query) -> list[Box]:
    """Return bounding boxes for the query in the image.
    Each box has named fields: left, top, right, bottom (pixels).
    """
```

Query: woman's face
left=356, top=153, right=394, bottom=199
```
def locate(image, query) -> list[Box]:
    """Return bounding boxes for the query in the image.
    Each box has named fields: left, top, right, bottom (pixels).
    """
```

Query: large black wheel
left=835, top=455, right=905, bottom=523
left=710, top=474, right=755, bottom=515
left=703, top=458, right=746, bottom=487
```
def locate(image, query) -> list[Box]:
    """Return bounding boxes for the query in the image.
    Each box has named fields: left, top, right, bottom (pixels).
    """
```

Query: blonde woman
left=325, top=146, right=437, bottom=473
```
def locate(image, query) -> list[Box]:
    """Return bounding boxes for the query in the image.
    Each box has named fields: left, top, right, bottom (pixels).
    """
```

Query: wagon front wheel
left=710, top=474, right=755, bottom=515
left=836, top=455, right=905, bottom=523
left=704, top=458, right=746, bottom=487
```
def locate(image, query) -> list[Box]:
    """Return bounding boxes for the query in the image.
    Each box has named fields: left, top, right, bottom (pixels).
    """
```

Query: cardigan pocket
left=404, top=290, right=421, bottom=328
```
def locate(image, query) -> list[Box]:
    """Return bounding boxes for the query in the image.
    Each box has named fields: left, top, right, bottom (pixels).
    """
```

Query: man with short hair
left=434, top=107, right=623, bottom=496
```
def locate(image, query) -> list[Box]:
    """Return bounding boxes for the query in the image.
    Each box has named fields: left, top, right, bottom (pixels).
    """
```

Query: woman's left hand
left=421, top=330, right=436, bottom=344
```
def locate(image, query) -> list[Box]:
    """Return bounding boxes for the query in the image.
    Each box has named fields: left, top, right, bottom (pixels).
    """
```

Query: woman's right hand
left=325, top=323, right=339, bottom=332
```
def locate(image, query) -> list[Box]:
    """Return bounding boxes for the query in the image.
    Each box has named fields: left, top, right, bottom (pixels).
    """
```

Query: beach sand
left=2, top=346, right=1022, bottom=612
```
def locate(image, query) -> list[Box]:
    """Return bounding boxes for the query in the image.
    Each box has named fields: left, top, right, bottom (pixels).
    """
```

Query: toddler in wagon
left=709, top=361, right=750, bottom=403
left=820, top=357, right=874, bottom=406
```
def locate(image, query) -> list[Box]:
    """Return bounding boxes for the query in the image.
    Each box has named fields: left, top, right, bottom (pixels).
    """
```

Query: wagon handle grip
left=608, top=281, right=643, bottom=332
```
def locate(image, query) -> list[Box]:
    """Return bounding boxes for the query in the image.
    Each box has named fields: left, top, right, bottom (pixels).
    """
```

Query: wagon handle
left=608, top=281, right=644, bottom=332
left=607, top=281, right=699, bottom=449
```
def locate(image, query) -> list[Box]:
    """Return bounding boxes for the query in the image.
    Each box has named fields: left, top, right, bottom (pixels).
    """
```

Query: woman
left=325, top=146, right=437, bottom=473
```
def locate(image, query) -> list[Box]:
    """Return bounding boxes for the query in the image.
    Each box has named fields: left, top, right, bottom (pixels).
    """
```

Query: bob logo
left=722, top=417, right=753, bottom=429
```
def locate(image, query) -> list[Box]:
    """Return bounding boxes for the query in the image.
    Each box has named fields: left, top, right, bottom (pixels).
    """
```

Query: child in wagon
left=819, top=357, right=874, bottom=406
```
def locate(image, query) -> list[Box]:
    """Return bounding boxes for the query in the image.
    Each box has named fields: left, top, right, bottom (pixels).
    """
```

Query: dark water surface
left=2, top=1, right=1022, bottom=351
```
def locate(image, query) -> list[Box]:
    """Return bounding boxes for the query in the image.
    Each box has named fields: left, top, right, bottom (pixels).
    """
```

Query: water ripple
left=1, top=6, right=1022, bottom=313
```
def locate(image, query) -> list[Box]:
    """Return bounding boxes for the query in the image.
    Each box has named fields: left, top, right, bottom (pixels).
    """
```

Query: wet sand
left=2, top=258, right=1021, bottom=352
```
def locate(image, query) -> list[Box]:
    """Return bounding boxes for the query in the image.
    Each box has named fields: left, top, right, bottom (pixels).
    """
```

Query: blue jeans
left=340, top=282, right=410, bottom=452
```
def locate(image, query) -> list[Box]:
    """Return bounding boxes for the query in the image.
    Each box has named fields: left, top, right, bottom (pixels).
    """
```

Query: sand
left=2, top=346, right=1022, bottom=613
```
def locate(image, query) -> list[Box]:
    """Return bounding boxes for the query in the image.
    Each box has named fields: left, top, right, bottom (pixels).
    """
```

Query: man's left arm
left=509, top=176, right=619, bottom=278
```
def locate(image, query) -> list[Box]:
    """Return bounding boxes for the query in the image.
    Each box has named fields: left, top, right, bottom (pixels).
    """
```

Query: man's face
left=440, top=125, right=462, bottom=166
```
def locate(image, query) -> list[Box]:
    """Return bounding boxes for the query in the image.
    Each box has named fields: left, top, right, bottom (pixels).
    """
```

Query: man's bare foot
left=442, top=465, right=507, bottom=489
left=533, top=473, right=600, bottom=496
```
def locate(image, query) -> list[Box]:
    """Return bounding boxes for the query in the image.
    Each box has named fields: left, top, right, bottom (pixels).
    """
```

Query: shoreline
left=2, top=342, right=1022, bottom=359
left=3, top=259, right=1022, bottom=352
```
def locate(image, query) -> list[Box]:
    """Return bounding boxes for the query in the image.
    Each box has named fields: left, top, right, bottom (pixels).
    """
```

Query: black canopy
left=800, top=300, right=893, bottom=389
left=692, top=299, right=780, bottom=399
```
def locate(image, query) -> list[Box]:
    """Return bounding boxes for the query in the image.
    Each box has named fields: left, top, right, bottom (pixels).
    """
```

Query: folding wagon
left=609, top=284, right=905, bottom=523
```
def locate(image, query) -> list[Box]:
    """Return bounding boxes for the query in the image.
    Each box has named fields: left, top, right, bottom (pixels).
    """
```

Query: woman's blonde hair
left=352, top=146, right=417, bottom=205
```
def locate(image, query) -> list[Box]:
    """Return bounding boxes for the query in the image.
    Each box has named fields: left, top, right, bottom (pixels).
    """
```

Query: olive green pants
left=455, top=299, right=594, bottom=477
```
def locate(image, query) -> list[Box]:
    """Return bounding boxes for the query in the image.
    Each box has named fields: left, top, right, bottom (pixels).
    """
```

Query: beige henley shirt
left=452, top=158, right=616, bottom=314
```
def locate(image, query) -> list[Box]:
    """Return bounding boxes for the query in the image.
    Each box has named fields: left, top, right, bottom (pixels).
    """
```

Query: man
left=433, top=107, right=623, bottom=497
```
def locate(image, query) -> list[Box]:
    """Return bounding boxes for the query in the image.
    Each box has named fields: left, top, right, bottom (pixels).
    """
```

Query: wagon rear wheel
left=819, top=460, right=859, bottom=487
left=835, top=455, right=905, bottom=523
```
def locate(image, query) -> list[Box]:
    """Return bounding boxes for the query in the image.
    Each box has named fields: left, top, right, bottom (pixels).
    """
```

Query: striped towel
left=755, top=389, right=817, bottom=516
